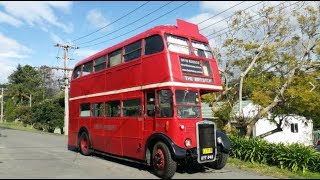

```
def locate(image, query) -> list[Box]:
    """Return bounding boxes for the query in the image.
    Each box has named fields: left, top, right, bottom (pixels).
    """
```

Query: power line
left=197, top=1, right=245, bottom=25
left=76, top=1, right=174, bottom=46
left=200, top=1, right=264, bottom=31
left=207, top=1, right=300, bottom=40
left=80, top=1, right=190, bottom=49
left=71, top=1, right=150, bottom=42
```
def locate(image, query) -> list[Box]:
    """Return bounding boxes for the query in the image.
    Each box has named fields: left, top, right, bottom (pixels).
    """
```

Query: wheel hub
left=154, top=149, right=165, bottom=170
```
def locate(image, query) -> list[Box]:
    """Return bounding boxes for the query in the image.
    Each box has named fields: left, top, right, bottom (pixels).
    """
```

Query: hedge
left=228, top=135, right=320, bottom=173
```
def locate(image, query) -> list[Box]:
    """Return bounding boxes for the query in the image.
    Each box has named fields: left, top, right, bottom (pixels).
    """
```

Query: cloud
left=50, top=33, right=64, bottom=44
left=0, top=33, right=32, bottom=84
left=86, top=9, right=110, bottom=31
left=74, top=49, right=99, bottom=59
left=187, top=13, right=228, bottom=36
left=0, top=61, right=18, bottom=84
left=0, top=1, right=74, bottom=33
left=0, top=11, right=23, bottom=27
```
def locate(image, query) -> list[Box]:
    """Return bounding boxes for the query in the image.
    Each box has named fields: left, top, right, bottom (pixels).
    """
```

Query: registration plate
left=202, top=148, right=213, bottom=154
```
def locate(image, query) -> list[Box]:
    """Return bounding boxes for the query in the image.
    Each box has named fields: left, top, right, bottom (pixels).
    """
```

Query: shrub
left=229, top=135, right=320, bottom=173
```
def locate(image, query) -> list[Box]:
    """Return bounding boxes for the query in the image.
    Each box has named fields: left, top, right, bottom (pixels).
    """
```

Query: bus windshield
left=175, top=90, right=200, bottom=118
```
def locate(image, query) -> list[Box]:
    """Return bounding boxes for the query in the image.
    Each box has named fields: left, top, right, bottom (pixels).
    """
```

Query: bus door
left=121, top=98, right=143, bottom=159
left=144, top=91, right=156, bottom=132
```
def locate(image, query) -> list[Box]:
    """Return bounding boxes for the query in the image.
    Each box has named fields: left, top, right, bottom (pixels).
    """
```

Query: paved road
left=0, top=127, right=274, bottom=179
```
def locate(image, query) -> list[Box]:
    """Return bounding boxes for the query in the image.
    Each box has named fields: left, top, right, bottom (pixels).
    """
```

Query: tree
left=212, top=2, right=320, bottom=137
left=6, top=64, right=44, bottom=106
left=32, top=98, right=64, bottom=133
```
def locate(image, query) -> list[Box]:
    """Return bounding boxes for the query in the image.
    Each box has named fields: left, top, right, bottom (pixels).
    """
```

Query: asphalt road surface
left=0, top=127, right=274, bottom=179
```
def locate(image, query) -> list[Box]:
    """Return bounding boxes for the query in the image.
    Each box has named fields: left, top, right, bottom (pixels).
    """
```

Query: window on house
left=291, top=123, right=298, bottom=133
left=80, top=103, right=90, bottom=117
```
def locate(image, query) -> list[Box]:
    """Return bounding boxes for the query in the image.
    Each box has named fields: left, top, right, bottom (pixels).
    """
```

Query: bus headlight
left=185, top=138, right=191, bottom=147
left=217, top=137, right=222, bottom=144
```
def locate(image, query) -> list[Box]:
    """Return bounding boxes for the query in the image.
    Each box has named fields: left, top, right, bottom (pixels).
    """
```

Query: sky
left=0, top=1, right=291, bottom=84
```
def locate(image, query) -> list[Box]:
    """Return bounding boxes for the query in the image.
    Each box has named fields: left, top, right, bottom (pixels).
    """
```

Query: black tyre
left=79, top=131, right=92, bottom=156
left=207, top=149, right=228, bottom=169
left=152, top=142, right=177, bottom=179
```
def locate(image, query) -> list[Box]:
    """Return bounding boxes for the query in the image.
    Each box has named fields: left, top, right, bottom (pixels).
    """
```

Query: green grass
left=0, top=121, right=64, bottom=136
left=227, top=157, right=320, bottom=179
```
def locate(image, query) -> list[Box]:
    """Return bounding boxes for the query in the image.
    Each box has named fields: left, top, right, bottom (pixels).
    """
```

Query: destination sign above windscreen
left=180, top=58, right=203, bottom=75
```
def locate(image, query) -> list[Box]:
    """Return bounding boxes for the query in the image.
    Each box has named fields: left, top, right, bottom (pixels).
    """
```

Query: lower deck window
left=122, top=99, right=141, bottom=117
left=92, top=103, right=103, bottom=117
left=106, top=100, right=120, bottom=117
left=80, top=103, right=90, bottom=117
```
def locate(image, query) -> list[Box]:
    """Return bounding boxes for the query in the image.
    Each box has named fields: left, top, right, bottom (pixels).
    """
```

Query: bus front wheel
left=152, top=142, right=177, bottom=179
left=79, top=131, right=92, bottom=156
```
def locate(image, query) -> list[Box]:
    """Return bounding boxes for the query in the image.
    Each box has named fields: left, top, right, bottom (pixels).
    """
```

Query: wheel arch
left=144, top=133, right=186, bottom=164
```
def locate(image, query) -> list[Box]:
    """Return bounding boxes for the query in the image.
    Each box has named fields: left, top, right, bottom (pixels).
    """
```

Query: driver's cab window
left=157, top=90, right=173, bottom=118
left=146, top=92, right=155, bottom=117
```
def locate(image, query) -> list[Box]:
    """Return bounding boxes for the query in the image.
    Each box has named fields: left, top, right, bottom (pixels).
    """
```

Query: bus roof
left=75, top=19, right=208, bottom=68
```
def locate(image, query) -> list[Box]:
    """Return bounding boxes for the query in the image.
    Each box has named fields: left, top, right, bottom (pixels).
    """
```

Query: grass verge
left=227, top=157, right=320, bottom=179
left=0, top=121, right=64, bottom=136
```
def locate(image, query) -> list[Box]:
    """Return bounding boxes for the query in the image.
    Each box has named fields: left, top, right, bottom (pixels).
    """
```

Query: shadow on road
left=70, top=150, right=213, bottom=176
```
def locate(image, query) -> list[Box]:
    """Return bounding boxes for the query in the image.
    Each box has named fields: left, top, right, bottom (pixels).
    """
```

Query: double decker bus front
left=155, top=20, right=231, bottom=165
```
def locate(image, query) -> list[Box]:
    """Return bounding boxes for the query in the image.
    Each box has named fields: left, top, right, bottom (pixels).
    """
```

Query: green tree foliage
left=32, top=99, right=64, bottom=133
left=6, top=64, right=44, bottom=106
left=212, top=2, right=320, bottom=136
left=3, top=64, right=64, bottom=133
left=4, top=99, right=16, bottom=122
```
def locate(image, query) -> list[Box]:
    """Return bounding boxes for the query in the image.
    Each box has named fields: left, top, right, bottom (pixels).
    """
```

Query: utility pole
left=1, top=88, right=3, bottom=122
left=54, top=44, right=79, bottom=135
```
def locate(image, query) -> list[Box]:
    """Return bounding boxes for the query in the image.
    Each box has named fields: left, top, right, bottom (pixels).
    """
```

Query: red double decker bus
left=68, top=19, right=231, bottom=179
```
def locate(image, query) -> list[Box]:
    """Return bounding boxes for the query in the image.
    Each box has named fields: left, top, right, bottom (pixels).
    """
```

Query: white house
left=201, top=100, right=314, bottom=146
left=254, top=115, right=313, bottom=146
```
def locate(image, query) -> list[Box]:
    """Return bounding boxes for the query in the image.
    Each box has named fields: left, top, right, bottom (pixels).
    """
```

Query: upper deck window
left=192, top=41, right=213, bottom=59
left=166, top=34, right=190, bottom=55
left=145, top=35, right=164, bottom=55
left=109, top=49, right=122, bottom=67
left=124, top=40, right=142, bottom=62
left=94, top=56, right=106, bottom=72
left=82, top=61, right=93, bottom=76
left=73, top=65, right=81, bottom=79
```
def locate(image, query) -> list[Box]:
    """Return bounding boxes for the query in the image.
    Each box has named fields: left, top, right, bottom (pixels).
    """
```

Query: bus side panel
left=106, top=60, right=142, bottom=92
left=142, top=53, right=170, bottom=85
left=210, top=59, right=222, bottom=86
left=105, top=118, right=123, bottom=157
left=68, top=100, right=79, bottom=147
